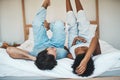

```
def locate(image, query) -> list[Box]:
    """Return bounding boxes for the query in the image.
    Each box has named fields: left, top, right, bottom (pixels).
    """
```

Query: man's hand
left=75, top=59, right=88, bottom=75
left=72, top=36, right=87, bottom=46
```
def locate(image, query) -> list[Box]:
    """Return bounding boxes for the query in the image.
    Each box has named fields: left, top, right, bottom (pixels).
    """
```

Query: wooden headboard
left=21, top=0, right=99, bottom=40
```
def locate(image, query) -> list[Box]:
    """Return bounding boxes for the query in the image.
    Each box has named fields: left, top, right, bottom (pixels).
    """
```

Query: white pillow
left=28, top=27, right=34, bottom=41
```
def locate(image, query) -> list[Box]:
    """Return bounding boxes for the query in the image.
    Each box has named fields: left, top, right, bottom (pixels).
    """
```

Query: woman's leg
left=66, top=0, right=78, bottom=49
left=6, top=47, right=36, bottom=61
left=75, top=0, right=83, bottom=12
left=75, top=0, right=90, bottom=42
left=66, top=0, right=73, bottom=12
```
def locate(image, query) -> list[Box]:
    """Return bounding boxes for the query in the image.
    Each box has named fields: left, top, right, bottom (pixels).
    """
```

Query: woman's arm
left=72, top=36, right=87, bottom=46
left=75, top=32, right=98, bottom=75
left=84, top=32, right=98, bottom=61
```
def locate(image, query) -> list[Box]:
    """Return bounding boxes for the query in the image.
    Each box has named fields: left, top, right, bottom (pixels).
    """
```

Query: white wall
left=0, top=0, right=24, bottom=44
left=0, top=0, right=1, bottom=41
left=25, top=0, right=96, bottom=24
left=99, top=0, right=120, bottom=49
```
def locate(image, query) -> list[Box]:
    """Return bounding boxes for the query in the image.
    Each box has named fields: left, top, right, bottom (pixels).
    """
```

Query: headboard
left=21, top=0, right=99, bottom=40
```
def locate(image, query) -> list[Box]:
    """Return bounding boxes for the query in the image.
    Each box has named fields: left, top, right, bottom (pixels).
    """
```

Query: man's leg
left=6, top=47, right=36, bottom=61
left=75, top=0, right=90, bottom=42
left=32, top=0, right=50, bottom=49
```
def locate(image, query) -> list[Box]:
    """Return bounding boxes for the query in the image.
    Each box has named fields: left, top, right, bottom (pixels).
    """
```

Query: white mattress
left=0, top=40, right=120, bottom=79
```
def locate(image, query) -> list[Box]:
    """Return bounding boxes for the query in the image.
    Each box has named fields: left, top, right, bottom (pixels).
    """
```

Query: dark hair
left=72, top=54, right=94, bottom=77
left=35, top=49, right=57, bottom=70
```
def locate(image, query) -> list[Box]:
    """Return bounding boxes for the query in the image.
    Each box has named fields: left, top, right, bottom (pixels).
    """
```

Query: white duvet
left=0, top=40, right=120, bottom=79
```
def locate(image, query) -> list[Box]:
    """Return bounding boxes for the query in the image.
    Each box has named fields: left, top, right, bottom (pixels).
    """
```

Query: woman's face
left=75, top=46, right=88, bottom=55
left=47, top=47, right=57, bottom=58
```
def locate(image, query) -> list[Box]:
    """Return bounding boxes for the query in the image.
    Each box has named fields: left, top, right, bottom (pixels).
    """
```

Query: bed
left=0, top=40, right=120, bottom=79
left=0, top=0, right=120, bottom=79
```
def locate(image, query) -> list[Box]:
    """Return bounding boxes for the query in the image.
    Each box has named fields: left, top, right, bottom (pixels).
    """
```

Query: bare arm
left=6, top=47, right=36, bottom=61
left=72, top=36, right=87, bottom=46
left=84, top=32, right=98, bottom=61
left=76, top=32, right=98, bottom=75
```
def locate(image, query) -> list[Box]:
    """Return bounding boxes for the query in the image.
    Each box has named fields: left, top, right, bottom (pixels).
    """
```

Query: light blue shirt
left=30, top=7, right=67, bottom=59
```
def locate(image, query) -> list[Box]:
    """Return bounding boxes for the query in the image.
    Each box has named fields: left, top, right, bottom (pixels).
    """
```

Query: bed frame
left=21, top=0, right=99, bottom=40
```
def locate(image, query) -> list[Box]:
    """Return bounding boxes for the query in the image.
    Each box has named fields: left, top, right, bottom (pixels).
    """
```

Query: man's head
left=35, top=47, right=57, bottom=70
left=72, top=54, right=94, bottom=77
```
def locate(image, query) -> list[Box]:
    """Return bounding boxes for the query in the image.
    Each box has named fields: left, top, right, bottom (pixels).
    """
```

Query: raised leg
left=66, top=0, right=73, bottom=12
left=66, top=0, right=78, bottom=49
left=75, top=0, right=83, bottom=12
left=75, top=0, right=90, bottom=41
left=32, top=0, right=50, bottom=49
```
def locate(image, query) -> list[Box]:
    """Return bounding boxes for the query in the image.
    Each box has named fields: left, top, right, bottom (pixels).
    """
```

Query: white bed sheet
left=0, top=40, right=120, bottom=79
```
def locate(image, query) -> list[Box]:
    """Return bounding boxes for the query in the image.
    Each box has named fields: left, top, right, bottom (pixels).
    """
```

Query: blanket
left=0, top=48, right=120, bottom=79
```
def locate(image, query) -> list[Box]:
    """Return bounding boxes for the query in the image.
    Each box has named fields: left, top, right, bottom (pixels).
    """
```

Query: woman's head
left=35, top=47, right=57, bottom=70
left=75, top=46, right=88, bottom=55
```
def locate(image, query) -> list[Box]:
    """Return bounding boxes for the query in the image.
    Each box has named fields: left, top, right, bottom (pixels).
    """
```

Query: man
left=66, top=0, right=101, bottom=76
left=6, top=0, right=67, bottom=70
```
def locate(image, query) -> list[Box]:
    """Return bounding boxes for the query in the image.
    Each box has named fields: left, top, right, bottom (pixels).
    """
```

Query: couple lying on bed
left=6, top=0, right=101, bottom=77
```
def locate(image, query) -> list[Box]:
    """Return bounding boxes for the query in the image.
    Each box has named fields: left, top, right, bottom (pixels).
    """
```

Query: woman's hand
left=72, top=36, right=87, bottom=46
left=75, top=59, right=88, bottom=75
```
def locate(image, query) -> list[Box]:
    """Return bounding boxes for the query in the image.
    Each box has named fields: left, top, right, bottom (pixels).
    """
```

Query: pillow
left=28, top=27, right=34, bottom=41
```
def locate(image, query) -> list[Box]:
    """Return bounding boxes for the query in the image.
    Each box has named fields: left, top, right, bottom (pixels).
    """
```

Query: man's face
left=47, top=47, right=57, bottom=59
left=75, top=46, right=88, bottom=55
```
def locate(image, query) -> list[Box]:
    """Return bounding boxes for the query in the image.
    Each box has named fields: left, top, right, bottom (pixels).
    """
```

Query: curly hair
left=72, top=54, right=94, bottom=77
left=35, top=49, right=57, bottom=70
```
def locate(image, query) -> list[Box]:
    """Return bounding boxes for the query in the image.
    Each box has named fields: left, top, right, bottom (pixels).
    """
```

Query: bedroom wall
left=0, top=1, right=1, bottom=41
left=24, top=0, right=96, bottom=24
left=99, top=0, right=120, bottom=50
left=0, top=0, right=24, bottom=44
